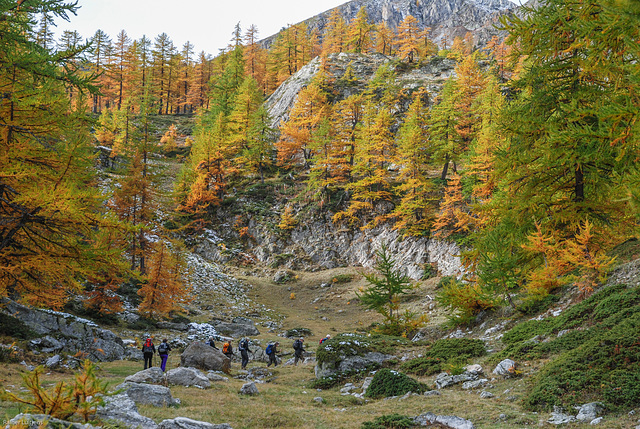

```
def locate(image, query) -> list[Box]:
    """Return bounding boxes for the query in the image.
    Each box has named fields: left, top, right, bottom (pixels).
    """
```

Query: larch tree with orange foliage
left=334, top=103, right=396, bottom=228
left=453, top=55, right=486, bottom=155
left=432, top=173, right=472, bottom=239
left=391, top=90, right=438, bottom=237
left=374, top=22, right=394, bottom=56
left=0, top=0, right=131, bottom=309
left=138, top=241, right=193, bottom=319
left=394, top=15, right=422, bottom=63
left=347, top=7, right=374, bottom=53
left=276, top=77, right=331, bottom=169
left=322, top=9, right=347, bottom=55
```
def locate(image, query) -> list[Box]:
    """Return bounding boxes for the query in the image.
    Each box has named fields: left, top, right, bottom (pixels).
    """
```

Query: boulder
left=117, top=382, right=178, bottom=407
left=212, top=321, right=259, bottom=338
left=548, top=406, right=576, bottom=425
left=206, top=372, right=229, bottom=382
left=314, top=352, right=394, bottom=379
left=492, top=359, right=517, bottom=377
left=159, top=417, right=233, bottom=429
left=461, top=379, right=489, bottom=390
left=166, top=367, right=211, bottom=388
left=239, top=381, right=259, bottom=395
left=6, top=414, right=97, bottom=429
left=45, top=354, right=62, bottom=369
left=414, top=412, right=475, bottom=429
left=125, top=367, right=165, bottom=384
left=181, top=341, right=230, bottom=373
left=96, top=393, right=158, bottom=429
left=435, top=372, right=478, bottom=389
left=576, top=403, right=605, bottom=422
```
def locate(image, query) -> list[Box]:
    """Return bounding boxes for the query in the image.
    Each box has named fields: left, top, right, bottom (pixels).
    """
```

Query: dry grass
left=1, top=269, right=638, bottom=428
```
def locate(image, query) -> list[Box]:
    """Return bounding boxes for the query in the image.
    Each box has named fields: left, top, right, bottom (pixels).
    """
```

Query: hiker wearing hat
left=292, top=337, right=304, bottom=365
left=319, top=334, right=331, bottom=344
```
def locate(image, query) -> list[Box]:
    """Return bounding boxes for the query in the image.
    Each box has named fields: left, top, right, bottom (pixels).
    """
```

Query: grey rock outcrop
left=548, top=407, right=576, bottom=425
left=315, top=351, right=395, bottom=379
left=576, top=403, right=605, bottom=422
left=239, top=381, right=259, bottom=395
left=117, top=382, right=178, bottom=407
left=435, top=371, right=478, bottom=389
left=166, top=367, right=211, bottom=388
left=414, top=412, right=475, bottom=429
left=211, top=319, right=260, bottom=338
left=159, top=417, right=233, bottom=429
left=461, top=379, right=488, bottom=390
left=45, top=354, right=62, bottom=368
left=492, top=359, right=517, bottom=377
left=97, top=393, right=158, bottom=429
left=181, top=341, right=231, bottom=373
left=6, top=414, right=97, bottom=429
left=2, top=299, right=124, bottom=361
left=125, top=367, right=165, bottom=384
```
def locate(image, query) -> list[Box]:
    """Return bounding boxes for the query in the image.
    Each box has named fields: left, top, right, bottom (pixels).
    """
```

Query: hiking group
left=140, top=335, right=312, bottom=371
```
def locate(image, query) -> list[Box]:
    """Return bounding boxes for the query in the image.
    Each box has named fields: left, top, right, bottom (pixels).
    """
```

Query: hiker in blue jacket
left=266, top=342, right=279, bottom=367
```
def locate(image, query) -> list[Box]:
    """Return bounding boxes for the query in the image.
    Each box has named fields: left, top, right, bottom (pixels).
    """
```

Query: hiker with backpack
left=239, top=338, right=250, bottom=370
left=265, top=341, right=279, bottom=367
left=319, top=334, right=331, bottom=344
left=222, top=340, right=233, bottom=362
left=208, top=336, right=219, bottom=349
left=293, top=337, right=304, bottom=365
left=141, top=337, right=155, bottom=369
left=158, top=339, right=171, bottom=372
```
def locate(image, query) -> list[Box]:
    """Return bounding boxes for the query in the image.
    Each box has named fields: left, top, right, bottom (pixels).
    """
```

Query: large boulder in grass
left=117, top=382, right=178, bottom=407
left=166, top=367, right=211, bottom=388
left=181, top=341, right=230, bottom=373
left=96, top=393, right=158, bottom=429
left=125, top=367, right=165, bottom=384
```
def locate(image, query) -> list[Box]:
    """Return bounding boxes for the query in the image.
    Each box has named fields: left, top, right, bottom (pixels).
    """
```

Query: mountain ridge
left=261, top=0, right=517, bottom=49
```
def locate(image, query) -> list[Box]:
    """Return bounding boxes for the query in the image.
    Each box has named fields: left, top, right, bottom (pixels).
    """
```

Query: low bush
left=365, top=369, right=427, bottom=399
left=361, top=413, right=417, bottom=428
left=400, top=338, right=485, bottom=376
left=316, top=334, right=408, bottom=364
left=399, top=356, right=443, bottom=376
left=436, top=279, right=497, bottom=325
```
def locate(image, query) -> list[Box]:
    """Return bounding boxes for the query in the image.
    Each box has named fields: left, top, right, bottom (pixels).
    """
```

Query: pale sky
left=54, top=0, right=348, bottom=55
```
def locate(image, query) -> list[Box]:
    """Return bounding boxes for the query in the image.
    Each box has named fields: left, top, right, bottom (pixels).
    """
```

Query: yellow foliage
left=290, top=292, right=296, bottom=300
left=522, top=221, right=615, bottom=297
left=278, top=206, right=298, bottom=231
left=0, top=361, right=108, bottom=422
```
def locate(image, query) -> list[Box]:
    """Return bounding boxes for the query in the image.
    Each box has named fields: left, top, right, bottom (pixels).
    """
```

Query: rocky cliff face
left=262, top=0, right=516, bottom=49
left=266, top=52, right=457, bottom=129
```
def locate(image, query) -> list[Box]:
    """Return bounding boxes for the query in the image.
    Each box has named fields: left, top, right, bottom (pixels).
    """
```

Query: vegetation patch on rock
left=493, top=284, right=640, bottom=411
left=400, top=338, right=486, bottom=376
left=365, top=369, right=427, bottom=399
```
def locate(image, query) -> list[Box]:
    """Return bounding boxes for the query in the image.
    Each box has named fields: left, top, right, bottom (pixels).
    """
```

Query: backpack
left=293, top=339, right=302, bottom=351
left=223, top=342, right=231, bottom=354
left=142, top=339, right=154, bottom=353
left=240, top=339, right=248, bottom=351
left=265, top=344, right=273, bottom=355
left=158, top=342, right=169, bottom=354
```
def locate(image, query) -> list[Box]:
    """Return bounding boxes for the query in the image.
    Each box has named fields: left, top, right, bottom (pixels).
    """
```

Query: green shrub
left=501, top=320, right=551, bottom=345
left=316, top=334, right=408, bottom=364
left=361, top=414, right=417, bottom=429
left=436, top=279, right=497, bottom=325
left=523, top=299, right=640, bottom=411
left=517, top=294, right=559, bottom=315
left=427, top=338, right=487, bottom=360
left=400, top=356, right=443, bottom=376
left=365, top=369, right=427, bottom=399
